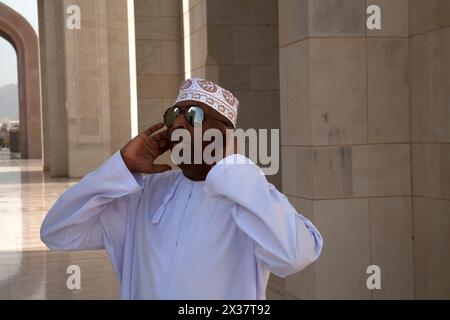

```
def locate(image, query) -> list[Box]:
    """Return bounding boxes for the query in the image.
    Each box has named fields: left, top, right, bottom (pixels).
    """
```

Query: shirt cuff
left=204, top=153, right=263, bottom=195
left=111, top=150, right=144, bottom=189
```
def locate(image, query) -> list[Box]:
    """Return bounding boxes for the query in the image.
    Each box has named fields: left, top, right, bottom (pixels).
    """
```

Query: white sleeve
left=204, top=154, right=323, bottom=278
left=40, top=151, right=144, bottom=256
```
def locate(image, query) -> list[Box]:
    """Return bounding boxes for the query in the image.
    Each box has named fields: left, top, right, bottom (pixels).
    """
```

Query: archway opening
left=0, top=1, right=42, bottom=161
left=0, top=35, right=20, bottom=158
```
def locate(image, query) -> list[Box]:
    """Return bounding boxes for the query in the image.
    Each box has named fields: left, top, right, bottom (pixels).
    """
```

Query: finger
left=144, top=123, right=164, bottom=136
left=157, top=139, right=170, bottom=149
left=138, top=134, right=159, bottom=158
left=158, top=144, right=171, bottom=155
left=138, top=132, right=153, bottom=147
left=153, top=129, right=169, bottom=141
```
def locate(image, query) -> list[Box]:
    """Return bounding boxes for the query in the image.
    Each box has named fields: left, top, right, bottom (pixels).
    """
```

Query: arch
left=0, top=2, right=42, bottom=159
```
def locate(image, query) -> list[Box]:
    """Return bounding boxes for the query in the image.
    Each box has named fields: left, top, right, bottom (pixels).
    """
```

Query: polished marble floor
left=0, top=149, right=120, bottom=299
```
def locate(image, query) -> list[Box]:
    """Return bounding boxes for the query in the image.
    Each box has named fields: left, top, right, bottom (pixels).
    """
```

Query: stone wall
left=277, top=0, right=414, bottom=299
left=38, top=0, right=68, bottom=175
left=182, top=0, right=281, bottom=188
left=410, top=0, right=450, bottom=299
left=276, top=0, right=450, bottom=300
left=36, top=0, right=450, bottom=299
left=134, top=0, right=182, bottom=132
left=40, top=0, right=136, bottom=177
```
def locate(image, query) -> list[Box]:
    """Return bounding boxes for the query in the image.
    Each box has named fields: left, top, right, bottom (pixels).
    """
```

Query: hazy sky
left=0, top=0, right=38, bottom=87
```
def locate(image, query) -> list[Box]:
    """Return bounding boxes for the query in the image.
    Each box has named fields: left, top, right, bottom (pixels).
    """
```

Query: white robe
left=40, top=151, right=323, bottom=299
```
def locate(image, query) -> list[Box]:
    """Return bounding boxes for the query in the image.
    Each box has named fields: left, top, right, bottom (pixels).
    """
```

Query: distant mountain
left=0, top=83, right=19, bottom=120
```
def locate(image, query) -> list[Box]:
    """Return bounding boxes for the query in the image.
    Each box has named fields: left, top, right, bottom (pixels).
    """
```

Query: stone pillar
left=133, top=0, right=182, bottom=167
left=63, top=0, right=135, bottom=177
left=106, top=0, right=139, bottom=153
left=38, top=0, right=68, bottom=176
left=64, top=0, right=109, bottom=177
left=410, top=0, right=450, bottom=299
left=181, top=0, right=282, bottom=297
left=134, top=0, right=182, bottom=132
left=181, top=0, right=207, bottom=78
left=0, top=2, right=42, bottom=160
left=37, top=0, right=49, bottom=171
left=278, top=0, right=413, bottom=299
left=182, top=0, right=281, bottom=188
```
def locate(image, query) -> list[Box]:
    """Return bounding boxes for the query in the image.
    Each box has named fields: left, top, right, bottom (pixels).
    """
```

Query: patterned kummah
left=175, top=78, right=239, bottom=128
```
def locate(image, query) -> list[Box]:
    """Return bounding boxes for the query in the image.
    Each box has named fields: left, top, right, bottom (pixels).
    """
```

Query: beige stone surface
left=281, top=146, right=312, bottom=198
left=314, top=199, right=371, bottom=299
left=352, top=144, right=411, bottom=197
left=413, top=197, right=450, bottom=299
left=367, top=38, right=410, bottom=143
left=370, top=197, right=414, bottom=299
left=232, top=25, right=278, bottom=65
left=367, top=0, right=409, bottom=37
left=280, top=40, right=311, bottom=146
left=412, top=143, right=450, bottom=200
left=38, top=0, right=68, bottom=176
left=250, top=65, right=279, bottom=90
left=135, top=0, right=182, bottom=137
left=312, top=146, right=353, bottom=199
left=216, top=65, right=251, bottom=92
left=277, top=0, right=450, bottom=299
left=309, top=0, right=366, bottom=37
left=234, top=90, right=280, bottom=130
left=137, top=75, right=180, bottom=98
left=411, top=28, right=450, bottom=143
left=410, top=0, right=450, bottom=35
left=248, top=0, right=278, bottom=26
left=135, top=17, right=180, bottom=41
left=278, top=0, right=309, bottom=47
left=310, top=38, right=367, bottom=145
left=161, top=0, right=181, bottom=17
left=134, top=0, right=159, bottom=16
left=0, top=2, right=42, bottom=159
left=206, top=0, right=248, bottom=25
left=207, top=25, right=233, bottom=65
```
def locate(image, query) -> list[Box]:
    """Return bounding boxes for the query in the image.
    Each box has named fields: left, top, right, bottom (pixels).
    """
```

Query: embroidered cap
left=174, top=78, right=239, bottom=128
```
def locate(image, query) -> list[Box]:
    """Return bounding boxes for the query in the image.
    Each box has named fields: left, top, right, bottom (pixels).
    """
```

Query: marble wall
left=277, top=0, right=415, bottom=299
left=40, top=0, right=136, bottom=177
left=277, top=0, right=450, bottom=300
left=134, top=0, right=182, bottom=132
left=38, top=0, right=68, bottom=175
left=410, top=0, right=450, bottom=299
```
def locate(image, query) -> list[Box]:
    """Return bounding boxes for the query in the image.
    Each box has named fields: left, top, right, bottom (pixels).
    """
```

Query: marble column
left=410, top=0, right=450, bottom=299
left=278, top=0, right=414, bottom=299
left=182, top=0, right=281, bottom=188
left=63, top=0, right=135, bottom=177
left=38, top=0, right=68, bottom=176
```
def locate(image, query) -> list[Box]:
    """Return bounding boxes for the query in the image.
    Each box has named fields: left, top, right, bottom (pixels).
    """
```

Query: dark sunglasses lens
left=185, top=107, right=204, bottom=126
left=164, top=107, right=179, bottom=127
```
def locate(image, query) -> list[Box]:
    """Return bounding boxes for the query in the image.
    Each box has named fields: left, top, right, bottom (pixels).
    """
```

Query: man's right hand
left=120, top=123, right=172, bottom=174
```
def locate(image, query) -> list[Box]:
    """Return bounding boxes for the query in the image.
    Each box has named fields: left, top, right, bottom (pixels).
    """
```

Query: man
left=41, top=78, right=323, bottom=300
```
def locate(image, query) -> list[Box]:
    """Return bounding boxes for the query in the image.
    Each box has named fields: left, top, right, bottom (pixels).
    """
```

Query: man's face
left=165, top=100, right=233, bottom=175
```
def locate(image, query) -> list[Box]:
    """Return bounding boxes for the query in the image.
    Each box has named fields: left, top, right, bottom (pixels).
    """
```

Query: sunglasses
left=163, top=105, right=231, bottom=128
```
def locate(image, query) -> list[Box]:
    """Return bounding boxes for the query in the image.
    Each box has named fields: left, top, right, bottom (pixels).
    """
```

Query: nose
left=171, top=112, right=189, bottom=131
left=168, top=113, right=190, bottom=142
